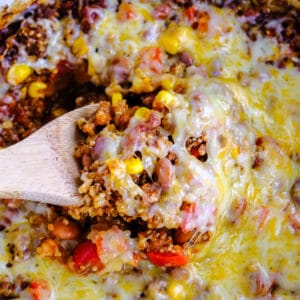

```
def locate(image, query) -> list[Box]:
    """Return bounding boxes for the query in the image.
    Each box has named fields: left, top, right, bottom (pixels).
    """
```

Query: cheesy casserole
left=0, top=0, right=300, bottom=299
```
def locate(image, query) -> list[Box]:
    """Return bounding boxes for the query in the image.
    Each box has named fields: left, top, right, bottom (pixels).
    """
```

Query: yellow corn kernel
left=134, top=107, right=150, bottom=120
left=28, top=81, right=47, bottom=98
left=131, top=68, right=156, bottom=93
left=154, top=90, right=175, bottom=109
left=161, top=75, right=176, bottom=90
left=270, top=68, right=279, bottom=78
left=231, top=144, right=240, bottom=160
left=7, top=64, right=33, bottom=85
left=159, top=32, right=180, bottom=55
left=218, top=148, right=227, bottom=160
left=125, top=157, right=143, bottom=174
left=20, top=86, right=27, bottom=100
left=167, top=281, right=187, bottom=300
left=159, top=24, right=194, bottom=55
left=2, top=120, right=13, bottom=130
left=247, top=263, right=258, bottom=272
left=131, top=75, right=154, bottom=93
left=88, top=56, right=96, bottom=76
left=72, top=36, right=88, bottom=57
left=137, top=7, right=152, bottom=22
left=111, top=92, right=123, bottom=106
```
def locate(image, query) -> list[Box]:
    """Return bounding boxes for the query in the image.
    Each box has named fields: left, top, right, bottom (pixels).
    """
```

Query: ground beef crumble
left=0, top=275, right=30, bottom=298
left=16, top=21, right=48, bottom=58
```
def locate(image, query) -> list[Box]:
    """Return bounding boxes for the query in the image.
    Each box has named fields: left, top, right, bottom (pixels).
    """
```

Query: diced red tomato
left=117, top=3, right=137, bottom=21
left=147, top=249, right=189, bottom=267
left=184, top=6, right=210, bottom=35
left=185, top=6, right=196, bottom=24
left=180, top=202, right=216, bottom=233
left=197, top=11, right=210, bottom=34
left=190, top=146, right=201, bottom=158
left=138, top=47, right=163, bottom=73
left=152, top=47, right=162, bottom=63
left=29, top=280, right=51, bottom=300
left=73, top=240, right=103, bottom=270
left=89, top=226, right=137, bottom=267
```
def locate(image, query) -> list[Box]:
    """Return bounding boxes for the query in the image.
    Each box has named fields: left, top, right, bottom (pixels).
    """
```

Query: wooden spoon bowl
left=0, top=104, right=98, bottom=206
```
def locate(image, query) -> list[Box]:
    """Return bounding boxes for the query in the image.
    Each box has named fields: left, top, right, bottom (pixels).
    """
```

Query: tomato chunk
left=29, top=280, right=51, bottom=300
left=73, top=240, right=103, bottom=269
left=185, top=6, right=196, bottom=23
left=117, top=3, right=137, bottom=21
left=138, top=47, right=163, bottom=74
left=147, top=250, right=188, bottom=267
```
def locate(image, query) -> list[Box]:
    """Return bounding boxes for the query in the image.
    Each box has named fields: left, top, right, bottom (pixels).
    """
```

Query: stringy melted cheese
left=0, top=1, right=300, bottom=299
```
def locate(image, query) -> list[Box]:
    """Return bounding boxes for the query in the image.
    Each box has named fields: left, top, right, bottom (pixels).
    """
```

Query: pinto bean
left=152, top=4, right=171, bottom=20
left=48, top=217, right=80, bottom=240
left=180, top=51, right=193, bottom=66
left=81, top=5, right=102, bottom=33
left=155, top=157, right=174, bottom=192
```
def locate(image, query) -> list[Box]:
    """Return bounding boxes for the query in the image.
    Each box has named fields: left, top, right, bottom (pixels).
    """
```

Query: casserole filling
left=0, top=0, right=300, bottom=299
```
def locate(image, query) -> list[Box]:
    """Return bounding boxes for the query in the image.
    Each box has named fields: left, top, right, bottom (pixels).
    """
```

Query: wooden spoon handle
left=0, top=130, right=81, bottom=206
left=0, top=104, right=98, bottom=206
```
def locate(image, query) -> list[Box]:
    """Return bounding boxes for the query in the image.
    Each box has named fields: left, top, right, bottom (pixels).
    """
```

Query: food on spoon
left=0, top=0, right=300, bottom=299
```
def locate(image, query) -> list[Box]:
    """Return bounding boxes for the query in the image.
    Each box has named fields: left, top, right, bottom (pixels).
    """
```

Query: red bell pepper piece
left=73, top=240, right=103, bottom=269
left=147, top=250, right=188, bottom=267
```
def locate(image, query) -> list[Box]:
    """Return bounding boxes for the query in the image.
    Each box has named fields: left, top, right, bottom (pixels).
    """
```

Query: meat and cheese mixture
left=0, top=0, right=300, bottom=299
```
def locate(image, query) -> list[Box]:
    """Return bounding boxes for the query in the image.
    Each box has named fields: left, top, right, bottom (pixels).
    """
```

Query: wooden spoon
left=0, top=104, right=99, bottom=206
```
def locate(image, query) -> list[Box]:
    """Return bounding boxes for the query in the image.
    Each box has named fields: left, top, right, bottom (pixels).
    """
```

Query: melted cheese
left=0, top=1, right=300, bottom=299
